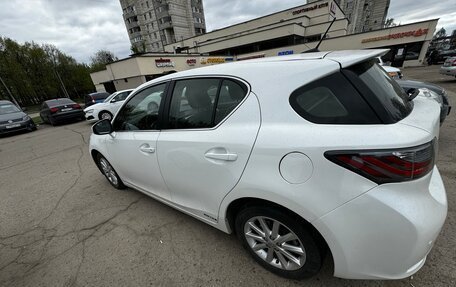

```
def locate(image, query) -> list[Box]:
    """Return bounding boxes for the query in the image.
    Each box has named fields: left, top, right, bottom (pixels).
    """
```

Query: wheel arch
left=223, top=197, right=331, bottom=262
left=98, top=110, right=113, bottom=120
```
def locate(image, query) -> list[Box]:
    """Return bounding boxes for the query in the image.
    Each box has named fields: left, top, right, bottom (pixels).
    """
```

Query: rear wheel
left=96, top=154, right=125, bottom=189
left=235, top=206, right=323, bottom=279
left=99, top=111, right=113, bottom=121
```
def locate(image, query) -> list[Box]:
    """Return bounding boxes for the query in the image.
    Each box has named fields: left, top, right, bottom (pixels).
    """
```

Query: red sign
left=362, top=29, right=429, bottom=43
left=186, top=58, right=196, bottom=66
left=155, top=58, right=174, bottom=67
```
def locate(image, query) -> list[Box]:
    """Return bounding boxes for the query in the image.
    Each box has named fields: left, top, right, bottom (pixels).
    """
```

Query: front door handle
left=205, top=152, right=238, bottom=161
left=139, top=144, right=155, bottom=154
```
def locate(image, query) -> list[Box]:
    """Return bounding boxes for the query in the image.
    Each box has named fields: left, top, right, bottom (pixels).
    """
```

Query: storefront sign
left=278, top=50, right=294, bottom=56
left=207, top=57, right=226, bottom=64
left=237, top=54, right=266, bottom=61
left=361, top=29, right=429, bottom=43
left=186, top=58, right=197, bottom=66
left=155, top=58, right=175, bottom=67
left=330, top=1, right=336, bottom=16
left=292, top=2, right=328, bottom=15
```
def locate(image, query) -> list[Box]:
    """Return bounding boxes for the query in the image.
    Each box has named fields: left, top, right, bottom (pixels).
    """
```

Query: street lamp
left=0, top=42, right=21, bottom=108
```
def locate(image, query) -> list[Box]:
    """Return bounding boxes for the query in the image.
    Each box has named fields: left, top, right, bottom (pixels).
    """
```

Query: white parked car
left=440, top=57, right=456, bottom=78
left=376, top=56, right=403, bottom=79
left=84, top=89, right=133, bottom=121
left=89, top=50, right=447, bottom=280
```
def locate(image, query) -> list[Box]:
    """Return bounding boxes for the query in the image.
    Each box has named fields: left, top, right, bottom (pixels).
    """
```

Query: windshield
left=347, top=60, right=412, bottom=123
left=0, top=103, right=21, bottom=115
left=103, top=93, right=117, bottom=103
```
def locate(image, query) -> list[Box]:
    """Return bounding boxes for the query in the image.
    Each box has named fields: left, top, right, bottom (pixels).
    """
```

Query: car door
left=157, top=77, right=261, bottom=222
left=105, top=82, right=170, bottom=200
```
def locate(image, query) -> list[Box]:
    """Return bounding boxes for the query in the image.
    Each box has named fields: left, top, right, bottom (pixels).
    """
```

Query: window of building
left=146, top=1, right=149, bottom=8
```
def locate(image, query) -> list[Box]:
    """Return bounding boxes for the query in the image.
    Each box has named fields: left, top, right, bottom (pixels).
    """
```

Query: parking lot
left=0, top=65, right=455, bottom=287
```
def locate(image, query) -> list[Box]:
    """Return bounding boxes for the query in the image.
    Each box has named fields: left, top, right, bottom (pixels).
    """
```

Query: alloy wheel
left=99, top=157, right=119, bottom=186
left=101, top=112, right=112, bottom=120
left=244, top=216, right=306, bottom=271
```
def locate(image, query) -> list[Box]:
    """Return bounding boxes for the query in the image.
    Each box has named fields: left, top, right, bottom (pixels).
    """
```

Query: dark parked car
left=396, top=79, right=451, bottom=123
left=0, top=100, right=36, bottom=135
left=40, top=98, right=84, bottom=126
left=84, top=92, right=110, bottom=108
left=428, top=49, right=456, bottom=65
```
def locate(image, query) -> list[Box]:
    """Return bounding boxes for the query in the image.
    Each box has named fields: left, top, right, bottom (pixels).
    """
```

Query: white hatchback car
left=84, top=89, right=133, bottom=121
left=89, top=50, right=447, bottom=280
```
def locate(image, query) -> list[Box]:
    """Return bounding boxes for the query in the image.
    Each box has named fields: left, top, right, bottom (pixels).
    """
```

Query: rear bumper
left=52, top=110, right=84, bottom=122
left=313, top=166, right=447, bottom=279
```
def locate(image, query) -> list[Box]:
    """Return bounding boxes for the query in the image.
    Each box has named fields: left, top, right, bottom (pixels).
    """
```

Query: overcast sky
left=0, top=0, right=455, bottom=63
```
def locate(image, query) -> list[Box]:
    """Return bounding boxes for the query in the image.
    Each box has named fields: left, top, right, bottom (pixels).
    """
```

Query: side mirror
left=93, top=119, right=113, bottom=135
left=406, top=88, right=419, bottom=101
left=110, top=99, right=116, bottom=103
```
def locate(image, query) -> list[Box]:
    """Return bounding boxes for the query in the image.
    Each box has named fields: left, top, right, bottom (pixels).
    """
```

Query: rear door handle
left=205, top=152, right=238, bottom=161
left=139, top=144, right=155, bottom=154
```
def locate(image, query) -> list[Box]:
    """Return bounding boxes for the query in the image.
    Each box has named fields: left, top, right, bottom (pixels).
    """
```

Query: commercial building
left=91, top=0, right=437, bottom=92
left=120, top=0, right=206, bottom=52
left=311, top=0, right=390, bottom=33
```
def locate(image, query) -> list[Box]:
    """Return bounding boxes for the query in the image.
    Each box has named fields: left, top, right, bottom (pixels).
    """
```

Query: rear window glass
left=46, top=99, right=74, bottom=107
left=346, top=60, right=412, bottom=122
left=289, top=72, right=380, bottom=124
left=90, top=93, right=110, bottom=100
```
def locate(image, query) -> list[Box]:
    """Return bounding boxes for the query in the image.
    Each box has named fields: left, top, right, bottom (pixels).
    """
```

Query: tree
left=89, top=50, right=118, bottom=72
left=384, top=18, right=397, bottom=28
left=434, top=28, right=447, bottom=39
left=0, top=37, right=95, bottom=106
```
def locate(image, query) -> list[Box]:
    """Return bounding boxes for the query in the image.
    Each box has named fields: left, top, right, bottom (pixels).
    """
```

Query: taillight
left=50, top=107, right=59, bottom=113
left=452, top=59, right=456, bottom=66
left=73, top=104, right=81, bottom=109
left=325, top=140, right=436, bottom=184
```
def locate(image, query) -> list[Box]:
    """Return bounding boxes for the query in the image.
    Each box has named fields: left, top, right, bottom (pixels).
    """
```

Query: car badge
left=8, top=120, right=13, bottom=123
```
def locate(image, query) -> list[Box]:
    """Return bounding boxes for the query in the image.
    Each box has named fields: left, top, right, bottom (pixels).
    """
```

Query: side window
left=168, top=78, right=219, bottom=129
left=167, top=78, right=248, bottom=129
left=113, top=83, right=166, bottom=131
left=289, top=72, right=380, bottom=124
left=214, top=79, right=247, bottom=125
left=113, top=91, right=129, bottom=102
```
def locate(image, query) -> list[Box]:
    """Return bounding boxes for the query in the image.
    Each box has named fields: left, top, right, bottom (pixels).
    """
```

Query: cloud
left=0, top=0, right=454, bottom=64
left=0, top=0, right=131, bottom=63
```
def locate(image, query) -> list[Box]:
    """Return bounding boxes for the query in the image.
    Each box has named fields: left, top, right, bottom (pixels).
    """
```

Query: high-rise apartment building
left=120, top=0, right=206, bottom=53
left=309, top=0, right=390, bottom=34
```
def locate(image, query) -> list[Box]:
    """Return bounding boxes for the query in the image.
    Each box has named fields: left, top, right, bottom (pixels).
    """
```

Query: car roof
left=138, top=49, right=388, bottom=89
left=44, top=98, right=74, bottom=102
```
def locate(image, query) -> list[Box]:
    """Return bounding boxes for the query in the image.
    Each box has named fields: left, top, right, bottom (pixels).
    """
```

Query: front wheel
left=99, top=111, right=113, bottom=121
left=235, top=206, right=323, bottom=279
left=96, top=154, right=126, bottom=189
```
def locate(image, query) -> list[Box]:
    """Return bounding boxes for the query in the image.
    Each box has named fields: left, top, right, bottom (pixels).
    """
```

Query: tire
left=96, top=154, right=126, bottom=189
left=235, top=206, right=323, bottom=279
left=48, top=116, right=56, bottom=126
left=99, top=111, right=113, bottom=121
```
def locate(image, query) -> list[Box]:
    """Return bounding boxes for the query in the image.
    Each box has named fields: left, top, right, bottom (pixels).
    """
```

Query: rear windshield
left=345, top=60, right=412, bottom=123
left=90, top=93, right=110, bottom=100
left=47, top=98, right=75, bottom=107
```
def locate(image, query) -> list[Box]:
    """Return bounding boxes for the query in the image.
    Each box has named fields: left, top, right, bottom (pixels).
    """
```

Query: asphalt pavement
left=0, top=64, right=455, bottom=286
